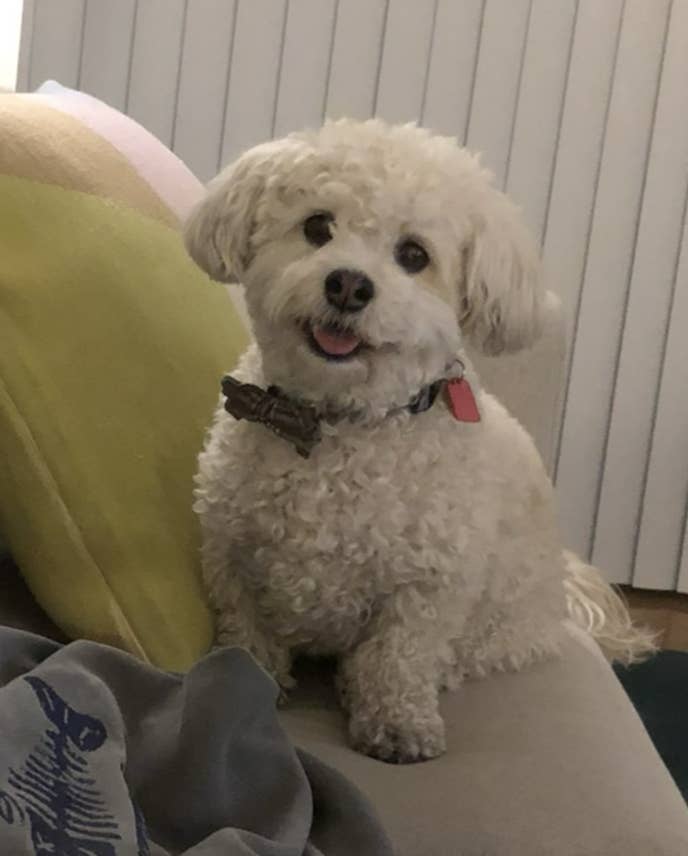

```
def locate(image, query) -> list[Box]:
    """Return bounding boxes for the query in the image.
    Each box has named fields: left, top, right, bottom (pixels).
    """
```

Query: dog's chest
left=219, top=409, right=479, bottom=647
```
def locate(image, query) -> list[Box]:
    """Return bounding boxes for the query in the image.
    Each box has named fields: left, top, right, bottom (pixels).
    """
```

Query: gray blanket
left=0, top=627, right=393, bottom=855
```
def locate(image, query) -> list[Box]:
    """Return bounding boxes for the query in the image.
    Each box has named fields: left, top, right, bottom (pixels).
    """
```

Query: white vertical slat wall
left=272, top=0, right=337, bottom=136
left=464, top=0, right=531, bottom=190
left=16, top=0, right=688, bottom=592
left=555, top=1, right=672, bottom=560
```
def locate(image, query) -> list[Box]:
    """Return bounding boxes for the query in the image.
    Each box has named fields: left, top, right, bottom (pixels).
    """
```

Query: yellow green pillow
left=0, top=93, right=248, bottom=670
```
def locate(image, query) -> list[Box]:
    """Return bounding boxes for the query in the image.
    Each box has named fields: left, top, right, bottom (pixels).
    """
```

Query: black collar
left=406, top=378, right=445, bottom=415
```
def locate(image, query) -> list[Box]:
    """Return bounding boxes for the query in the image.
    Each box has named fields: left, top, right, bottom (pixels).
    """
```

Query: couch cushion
left=281, top=629, right=688, bottom=855
left=0, top=92, right=248, bottom=670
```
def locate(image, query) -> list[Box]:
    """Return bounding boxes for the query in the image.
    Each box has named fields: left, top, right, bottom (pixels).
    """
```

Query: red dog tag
left=446, top=378, right=481, bottom=422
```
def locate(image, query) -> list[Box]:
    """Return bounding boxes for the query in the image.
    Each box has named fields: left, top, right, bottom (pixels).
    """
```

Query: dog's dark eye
left=303, top=212, right=334, bottom=247
left=395, top=239, right=429, bottom=274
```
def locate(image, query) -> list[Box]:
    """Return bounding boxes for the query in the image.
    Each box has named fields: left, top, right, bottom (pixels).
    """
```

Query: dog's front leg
left=209, top=573, right=294, bottom=691
left=338, top=586, right=449, bottom=763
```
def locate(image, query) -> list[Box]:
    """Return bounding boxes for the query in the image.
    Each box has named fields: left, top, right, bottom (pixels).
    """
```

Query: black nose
left=324, top=269, right=375, bottom=313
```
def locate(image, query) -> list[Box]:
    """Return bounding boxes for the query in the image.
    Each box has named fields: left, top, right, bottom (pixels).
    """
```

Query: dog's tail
left=563, top=550, right=659, bottom=664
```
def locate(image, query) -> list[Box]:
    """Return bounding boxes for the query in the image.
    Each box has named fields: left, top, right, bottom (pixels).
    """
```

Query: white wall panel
left=634, top=210, right=688, bottom=590
left=505, top=0, right=577, bottom=244
left=219, top=0, right=287, bottom=166
left=174, top=0, right=238, bottom=182
left=679, top=514, right=688, bottom=593
left=421, top=0, right=483, bottom=141
left=556, top=0, right=671, bottom=559
left=541, top=0, right=623, bottom=373
left=15, top=0, right=36, bottom=91
left=325, top=0, right=387, bottom=121
left=273, top=0, right=337, bottom=137
left=374, top=0, right=437, bottom=123
left=593, top=0, right=688, bottom=584
left=26, top=0, right=85, bottom=91
left=126, top=0, right=187, bottom=147
left=465, top=0, right=531, bottom=189
left=79, top=0, right=137, bottom=111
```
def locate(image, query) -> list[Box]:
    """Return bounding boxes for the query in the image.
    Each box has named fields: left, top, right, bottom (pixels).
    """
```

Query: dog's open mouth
left=304, top=322, right=366, bottom=361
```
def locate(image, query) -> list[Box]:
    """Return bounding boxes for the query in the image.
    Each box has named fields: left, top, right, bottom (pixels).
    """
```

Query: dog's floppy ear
left=184, top=142, right=277, bottom=283
left=459, top=187, right=544, bottom=355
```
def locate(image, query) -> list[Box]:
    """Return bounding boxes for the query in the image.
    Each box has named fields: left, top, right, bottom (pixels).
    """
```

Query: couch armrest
left=282, top=631, right=688, bottom=855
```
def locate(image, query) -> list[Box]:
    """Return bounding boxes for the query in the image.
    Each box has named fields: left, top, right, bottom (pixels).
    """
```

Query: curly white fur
left=185, top=120, right=649, bottom=764
left=564, top=552, right=658, bottom=664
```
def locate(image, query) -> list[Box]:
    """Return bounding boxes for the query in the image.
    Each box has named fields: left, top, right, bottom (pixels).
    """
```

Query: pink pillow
left=35, top=80, right=203, bottom=223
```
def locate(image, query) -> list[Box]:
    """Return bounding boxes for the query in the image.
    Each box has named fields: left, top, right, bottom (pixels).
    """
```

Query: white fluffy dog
left=185, top=120, right=652, bottom=763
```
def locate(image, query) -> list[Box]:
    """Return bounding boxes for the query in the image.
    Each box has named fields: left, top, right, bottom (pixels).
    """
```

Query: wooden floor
left=623, top=587, right=688, bottom=652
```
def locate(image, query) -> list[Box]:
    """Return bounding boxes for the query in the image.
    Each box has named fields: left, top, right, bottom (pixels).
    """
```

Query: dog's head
left=185, top=120, right=543, bottom=413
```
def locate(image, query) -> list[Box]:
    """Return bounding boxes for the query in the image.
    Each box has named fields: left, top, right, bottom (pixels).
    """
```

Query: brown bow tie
left=221, top=375, right=322, bottom=458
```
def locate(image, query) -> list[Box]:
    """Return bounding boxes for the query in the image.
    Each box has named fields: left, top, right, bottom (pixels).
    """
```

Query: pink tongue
left=312, top=325, right=361, bottom=356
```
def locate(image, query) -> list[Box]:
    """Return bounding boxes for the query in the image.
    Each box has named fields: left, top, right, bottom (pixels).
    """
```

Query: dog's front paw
left=215, top=629, right=295, bottom=691
left=348, top=712, right=446, bottom=764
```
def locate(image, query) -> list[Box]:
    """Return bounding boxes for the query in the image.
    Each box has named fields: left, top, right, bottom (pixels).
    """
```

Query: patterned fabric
left=1, top=677, right=124, bottom=855
left=0, top=628, right=393, bottom=856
